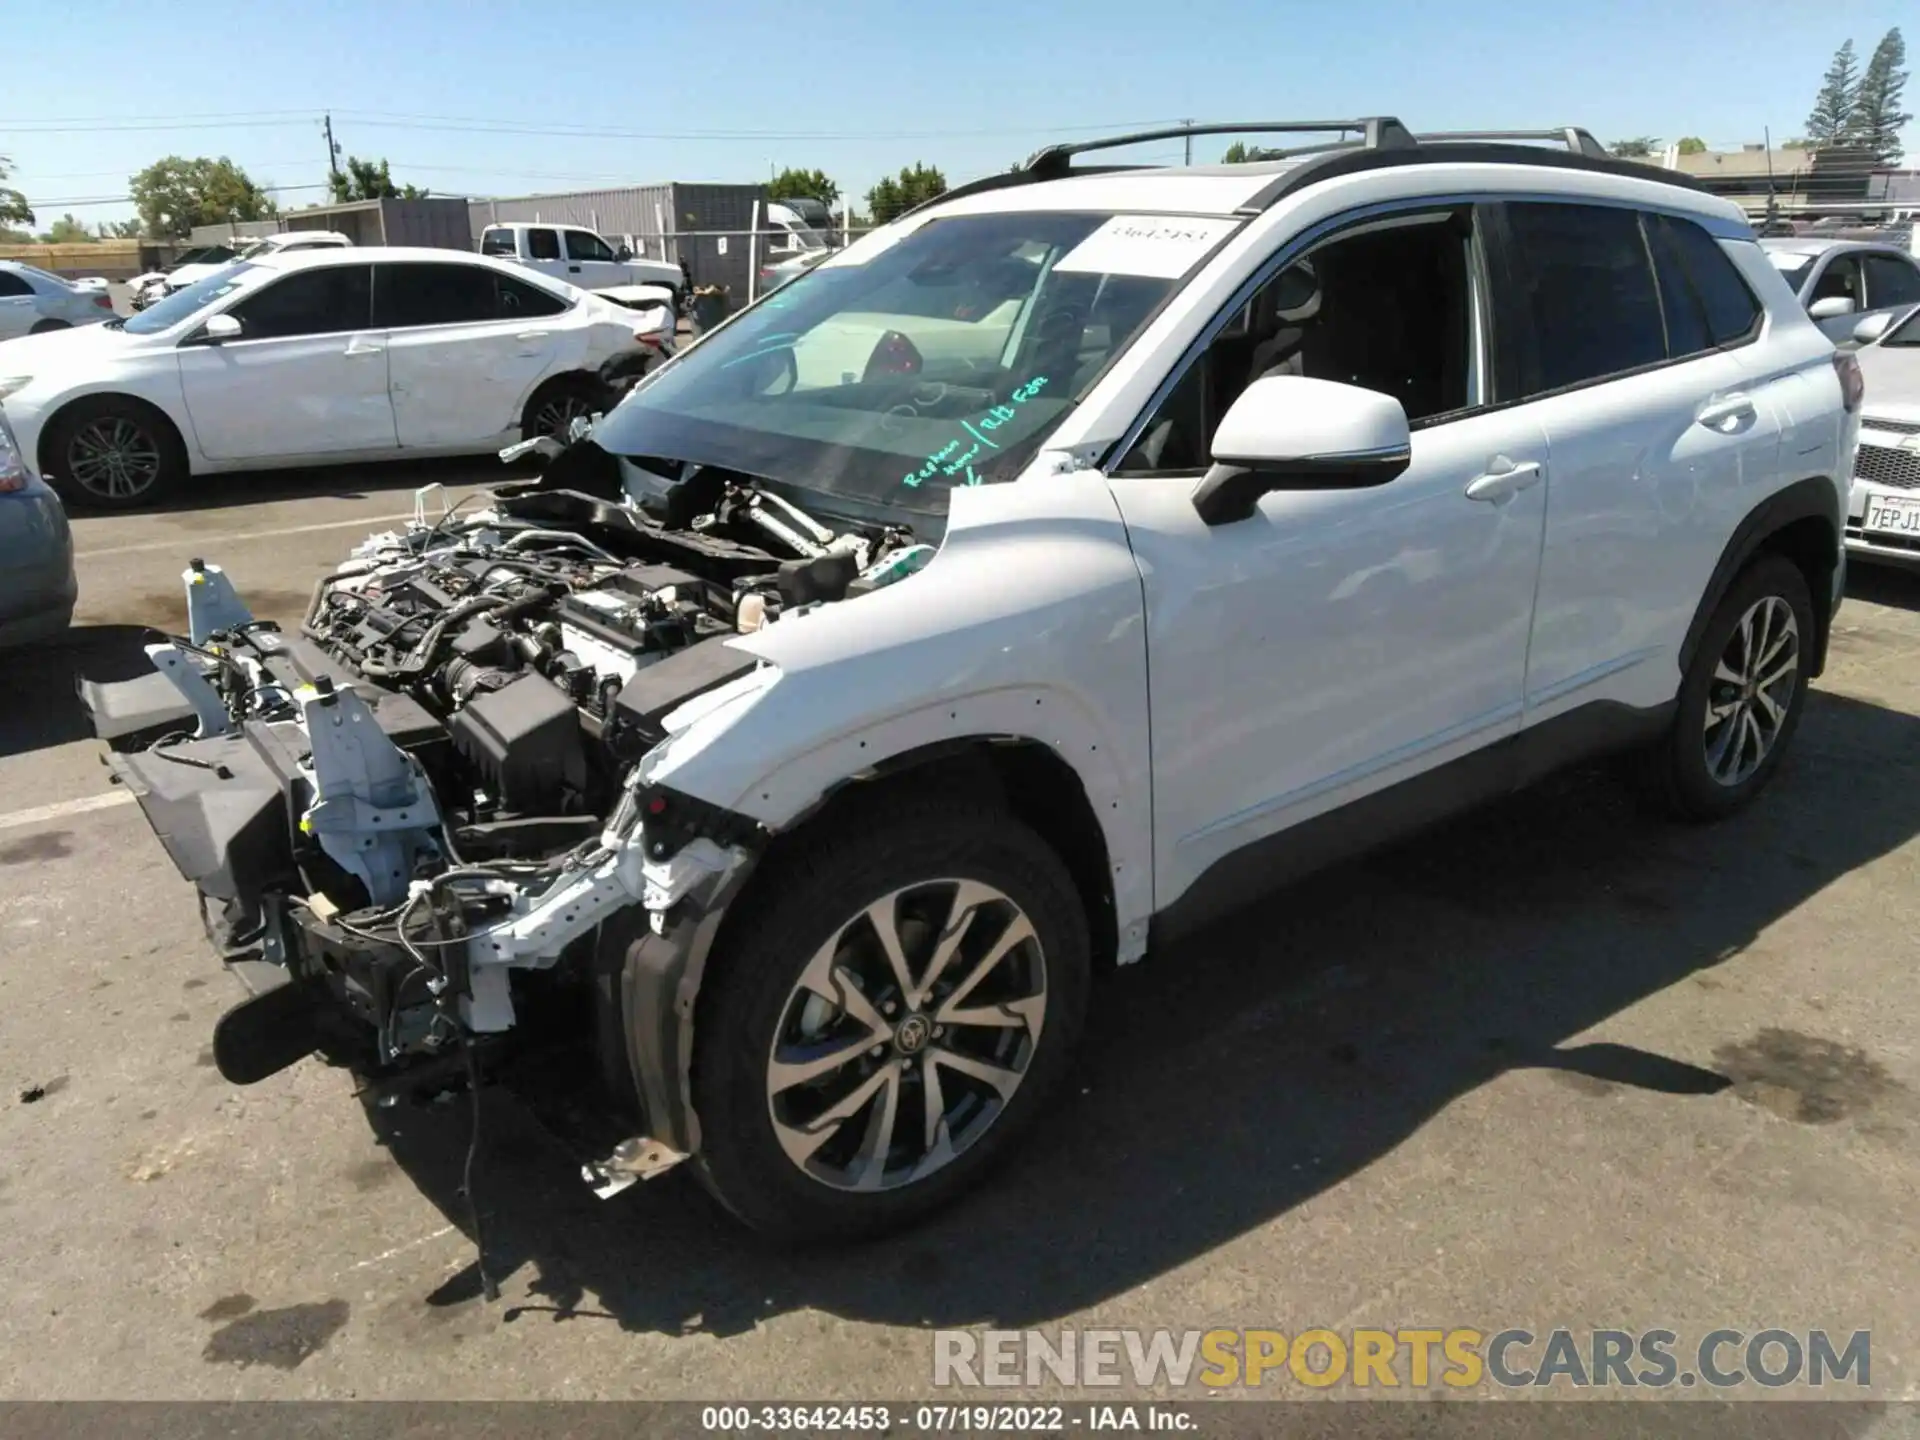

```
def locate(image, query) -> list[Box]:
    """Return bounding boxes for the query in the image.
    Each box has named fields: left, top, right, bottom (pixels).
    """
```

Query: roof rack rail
left=1414, top=128, right=1611, bottom=161
left=1024, top=118, right=1416, bottom=178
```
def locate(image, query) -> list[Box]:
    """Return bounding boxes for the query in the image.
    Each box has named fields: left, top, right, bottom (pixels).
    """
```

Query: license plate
left=1864, top=492, right=1920, bottom=536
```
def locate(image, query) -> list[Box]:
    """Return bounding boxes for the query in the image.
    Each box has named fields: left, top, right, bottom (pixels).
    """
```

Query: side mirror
left=1191, top=376, right=1411, bottom=526
left=1809, top=295, right=1857, bottom=320
left=614, top=245, right=633, bottom=263
left=1852, top=310, right=1896, bottom=345
left=198, top=313, right=243, bottom=344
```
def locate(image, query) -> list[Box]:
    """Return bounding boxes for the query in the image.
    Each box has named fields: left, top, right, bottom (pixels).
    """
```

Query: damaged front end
left=83, top=445, right=930, bottom=1195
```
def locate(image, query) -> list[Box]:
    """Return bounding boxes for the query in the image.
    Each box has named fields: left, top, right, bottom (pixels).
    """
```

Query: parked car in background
left=0, top=246, right=658, bottom=509
left=0, top=405, right=75, bottom=648
left=130, top=245, right=241, bottom=310
left=478, top=222, right=685, bottom=304
left=1761, top=237, right=1920, bottom=341
left=160, top=232, right=354, bottom=296
left=0, top=261, right=118, bottom=340
left=1841, top=303, right=1920, bottom=566
left=756, top=243, right=832, bottom=297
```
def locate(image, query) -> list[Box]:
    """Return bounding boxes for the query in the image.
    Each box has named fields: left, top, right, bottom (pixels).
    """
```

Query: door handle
left=568, top=264, right=582, bottom=273
left=1697, top=393, right=1757, bottom=430
left=344, top=339, right=383, bottom=357
left=1464, top=458, right=1543, bottom=503
left=515, top=330, right=551, bottom=342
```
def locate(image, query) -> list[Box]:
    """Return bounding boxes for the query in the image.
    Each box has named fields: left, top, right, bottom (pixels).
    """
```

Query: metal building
left=468, top=183, right=768, bottom=296
left=188, top=197, right=474, bottom=251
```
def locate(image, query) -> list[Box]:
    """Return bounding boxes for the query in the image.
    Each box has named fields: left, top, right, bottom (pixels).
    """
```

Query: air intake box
left=447, top=674, right=585, bottom=811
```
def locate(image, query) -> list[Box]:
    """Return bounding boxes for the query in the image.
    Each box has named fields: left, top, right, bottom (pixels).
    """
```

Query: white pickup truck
left=478, top=222, right=684, bottom=303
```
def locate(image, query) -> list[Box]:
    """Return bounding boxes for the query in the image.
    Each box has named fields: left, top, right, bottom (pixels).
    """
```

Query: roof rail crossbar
left=1024, top=117, right=1417, bottom=177
left=1414, top=128, right=1611, bottom=161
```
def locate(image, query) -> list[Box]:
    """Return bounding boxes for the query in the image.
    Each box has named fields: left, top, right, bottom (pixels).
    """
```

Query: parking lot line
left=76, top=511, right=420, bottom=561
left=0, top=790, right=135, bottom=832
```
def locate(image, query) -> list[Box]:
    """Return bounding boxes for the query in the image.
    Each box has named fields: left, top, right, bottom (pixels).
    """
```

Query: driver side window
left=1115, top=209, right=1477, bottom=474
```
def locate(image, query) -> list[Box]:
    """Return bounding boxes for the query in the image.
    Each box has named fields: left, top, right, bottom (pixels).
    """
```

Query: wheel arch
left=35, top=390, right=191, bottom=487
left=1679, top=475, right=1842, bottom=681
left=519, top=367, right=609, bottom=437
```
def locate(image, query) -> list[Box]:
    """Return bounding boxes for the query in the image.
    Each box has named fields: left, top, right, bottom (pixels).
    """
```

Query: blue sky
left=3, top=0, right=1915, bottom=226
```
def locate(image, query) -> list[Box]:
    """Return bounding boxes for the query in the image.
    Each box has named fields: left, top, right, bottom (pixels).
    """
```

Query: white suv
left=89, top=120, right=1858, bottom=1245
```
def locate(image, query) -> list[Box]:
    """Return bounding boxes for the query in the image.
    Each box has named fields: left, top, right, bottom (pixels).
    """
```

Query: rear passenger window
left=1506, top=203, right=1666, bottom=394
left=527, top=228, right=562, bottom=261
left=1652, top=215, right=1762, bottom=347
left=376, top=263, right=502, bottom=327
left=496, top=273, right=569, bottom=318
left=1864, top=253, right=1920, bottom=309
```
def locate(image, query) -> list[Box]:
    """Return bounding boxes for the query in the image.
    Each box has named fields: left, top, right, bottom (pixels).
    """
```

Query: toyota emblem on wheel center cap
left=894, top=1014, right=932, bottom=1054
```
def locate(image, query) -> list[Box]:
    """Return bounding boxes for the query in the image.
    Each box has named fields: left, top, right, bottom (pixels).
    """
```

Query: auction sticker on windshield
left=1054, top=215, right=1240, bottom=278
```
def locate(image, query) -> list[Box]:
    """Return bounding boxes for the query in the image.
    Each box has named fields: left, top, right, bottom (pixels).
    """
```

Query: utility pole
left=323, top=112, right=341, bottom=196
left=1183, top=118, right=1193, bottom=166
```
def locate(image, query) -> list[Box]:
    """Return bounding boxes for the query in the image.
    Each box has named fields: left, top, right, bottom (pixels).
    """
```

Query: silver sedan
left=0, top=407, right=76, bottom=647
left=0, top=261, right=118, bottom=342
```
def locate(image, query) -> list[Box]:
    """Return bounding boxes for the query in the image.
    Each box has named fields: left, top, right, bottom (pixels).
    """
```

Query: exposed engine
left=82, top=449, right=932, bottom=1102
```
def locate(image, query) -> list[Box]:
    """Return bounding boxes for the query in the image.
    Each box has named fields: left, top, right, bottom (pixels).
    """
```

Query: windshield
left=123, top=263, right=262, bottom=334
left=1879, top=305, right=1920, bottom=346
left=594, top=210, right=1232, bottom=523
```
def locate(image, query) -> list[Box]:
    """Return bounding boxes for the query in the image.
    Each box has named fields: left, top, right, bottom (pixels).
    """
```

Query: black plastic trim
left=1677, top=476, right=1843, bottom=679
left=1149, top=698, right=1676, bottom=947
left=1191, top=451, right=1411, bottom=524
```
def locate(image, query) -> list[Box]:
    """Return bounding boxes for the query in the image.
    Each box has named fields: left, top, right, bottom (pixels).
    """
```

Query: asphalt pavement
left=1, top=468, right=1918, bottom=1409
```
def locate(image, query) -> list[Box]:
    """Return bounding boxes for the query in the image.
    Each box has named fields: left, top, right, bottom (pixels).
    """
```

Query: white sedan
left=0, top=247, right=658, bottom=509
left=0, top=261, right=119, bottom=340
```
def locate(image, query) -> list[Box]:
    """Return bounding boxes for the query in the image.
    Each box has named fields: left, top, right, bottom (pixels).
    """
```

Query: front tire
left=29, top=319, right=71, bottom=335
left=1635, top=554, right=1814, bottom=821
left=690, top=797, right=1090, bottom=1242
left=43, top=397, right=186, bottom=510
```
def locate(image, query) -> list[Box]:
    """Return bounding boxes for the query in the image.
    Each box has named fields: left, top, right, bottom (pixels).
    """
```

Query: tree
left=1850, top=28, right=1911, bottom=163
left=1676, top=136, right=1708, bottom=155
left=1220, top=141, right=1282, bottom=163
left=39, top=214, right=94, bottom=243
left=1806, top=39, right=1861, bottom=146
left=0, top=226, right=29, bottom=244
left=1783, top=137, right=1812, bottom=149
left=129, top=156, right=276, bottom=240
left=768, top=167, right=839, bottom=207
left=96, top=218, right=144, bottom=239
left=1608, top=137, right=1661, bottom=158
left=327, top=155, right=427, bottom=203
left=865, top=163, right=947, bottom=224
left=0, top=154, right=32, bottom=228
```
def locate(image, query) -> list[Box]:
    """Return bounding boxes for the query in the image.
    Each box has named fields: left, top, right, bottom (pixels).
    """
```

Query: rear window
left=1506, top=202, right=1667, bottom=394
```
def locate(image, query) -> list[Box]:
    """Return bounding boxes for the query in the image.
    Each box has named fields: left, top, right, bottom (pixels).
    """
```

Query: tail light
left=93, top=292, right=114, bottom=309
left=1834, top=350, right=1864, bottom=413
left=863, top=329, right=923, bottom=380
left=0, top=413, right=29, bottom=494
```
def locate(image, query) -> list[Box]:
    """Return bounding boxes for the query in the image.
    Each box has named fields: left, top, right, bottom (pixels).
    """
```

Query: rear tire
left=29, top=319, right=70, bottom=334
left=42, top=396, right=186, bottom=511
left=520, top=374, right=603, bottom=441
left=1632, top=554, right=1814, bottom=821
left=690, top=796, right=1090, bottom=1243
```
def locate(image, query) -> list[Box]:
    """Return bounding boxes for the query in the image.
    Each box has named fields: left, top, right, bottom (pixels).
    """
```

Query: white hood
left=1855, top=343, right=1920, bottom=425
left=0, top=319, right=140, bottom=366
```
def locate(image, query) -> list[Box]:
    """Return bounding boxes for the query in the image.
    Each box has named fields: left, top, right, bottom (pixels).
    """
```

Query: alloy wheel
left=1703, top=594, right=1799, bottom=787
left=764, top=878, right=1049, bottom=1192
left=530, top=392, right=595, bottom=438
left=66, top=417, right=162, bottom=502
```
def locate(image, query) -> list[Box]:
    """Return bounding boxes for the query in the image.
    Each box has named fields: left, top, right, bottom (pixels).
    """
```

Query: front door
left=1104, top=204, right=1549, bottom=910
left=561, top=229, right=624, bottom=290
left=176, top=263, right=395, bottom=461
left=375, top=261, right=568, bottom=447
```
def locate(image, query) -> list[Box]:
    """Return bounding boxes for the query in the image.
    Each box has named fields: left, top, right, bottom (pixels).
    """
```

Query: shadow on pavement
left=116, top=454, right=528, bottom=521
left=367, top=686, right=1920, bottom=1337
left=0, top=624, right=156, bottom=759
left=1846, top=561, right=1920, bottom=613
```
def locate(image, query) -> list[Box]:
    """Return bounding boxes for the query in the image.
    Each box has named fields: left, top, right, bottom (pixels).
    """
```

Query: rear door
left=176, top=263, right=393, bottom=460
left=1493, top=202, right=1784, bottom=725
left=519, top=227, right=568, bottom=287
left=376, top=261, right=571, bottom=446
left=0, top=270, right=37, bottom=339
